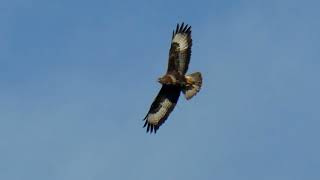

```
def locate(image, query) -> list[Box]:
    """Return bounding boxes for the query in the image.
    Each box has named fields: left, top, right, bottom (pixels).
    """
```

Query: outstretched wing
left=143, top=85, right=181, bottom=133
left=167, top=23, right=192, bottom=75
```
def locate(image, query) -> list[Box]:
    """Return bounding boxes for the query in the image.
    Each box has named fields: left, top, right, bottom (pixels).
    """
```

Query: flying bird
left=143, top=23, right=203, bottom=133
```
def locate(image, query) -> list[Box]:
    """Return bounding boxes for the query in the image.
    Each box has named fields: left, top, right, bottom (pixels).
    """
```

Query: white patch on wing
left=172, top=34, right=189, bottom=50
left=147, top=99, right=172, bottom=125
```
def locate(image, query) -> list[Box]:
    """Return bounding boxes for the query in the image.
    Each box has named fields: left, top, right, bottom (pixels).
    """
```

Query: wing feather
left=143, top=85, right=181, bottom=133
left=167, top=23, right=192, bottom=75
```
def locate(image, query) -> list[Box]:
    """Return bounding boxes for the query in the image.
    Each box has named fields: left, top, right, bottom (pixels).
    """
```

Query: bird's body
left=143, top=23, right=203, bottom=133
left=158, top=73, right=184, bottom=85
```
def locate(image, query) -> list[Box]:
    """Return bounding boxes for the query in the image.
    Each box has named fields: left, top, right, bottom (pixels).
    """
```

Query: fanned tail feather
left=183, top=72, right=202, bottom=100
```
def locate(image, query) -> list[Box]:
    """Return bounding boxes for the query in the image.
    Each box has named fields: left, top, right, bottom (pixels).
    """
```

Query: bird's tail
left=183, top=72, right=202, bottom=100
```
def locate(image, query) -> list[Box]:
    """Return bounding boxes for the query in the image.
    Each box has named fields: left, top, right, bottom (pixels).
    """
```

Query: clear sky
left=1, top=0, right=320, bottom=179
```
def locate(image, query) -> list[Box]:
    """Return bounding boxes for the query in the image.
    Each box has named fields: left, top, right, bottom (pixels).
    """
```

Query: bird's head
left=158, top=75, right=175, bottom=85
left=158, top=77, right=165, bottom=84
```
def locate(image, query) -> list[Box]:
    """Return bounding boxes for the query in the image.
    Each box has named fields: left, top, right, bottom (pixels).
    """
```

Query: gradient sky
left=1, top=0, right=320, bottom=179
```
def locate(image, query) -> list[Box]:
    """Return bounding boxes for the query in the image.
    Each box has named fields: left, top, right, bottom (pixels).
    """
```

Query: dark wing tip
left=144, top=122, right=157, bottom=134
left=179, top=22, right=184, bottom=32
left=147, top=123, right=150, bottom=132
left=143, top=119, right=148, bottom=127
left=174, top=22, right=192, bottom=35
left=176, top=23, right=179, bottom=33
left=154, top=126, right=158, bottom=134
left=143, top=116, right=157, bottom=134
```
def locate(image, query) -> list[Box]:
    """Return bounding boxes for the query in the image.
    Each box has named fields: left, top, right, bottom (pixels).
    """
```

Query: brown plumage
left=143, top=23, right=203, bottom=133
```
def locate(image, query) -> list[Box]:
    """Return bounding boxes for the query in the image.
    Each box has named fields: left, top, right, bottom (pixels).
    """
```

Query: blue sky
left=1, top=0, right=320, bottom=179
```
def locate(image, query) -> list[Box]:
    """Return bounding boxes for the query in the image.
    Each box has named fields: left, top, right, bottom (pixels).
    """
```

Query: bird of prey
left=143, top=23, right=203, bottom=133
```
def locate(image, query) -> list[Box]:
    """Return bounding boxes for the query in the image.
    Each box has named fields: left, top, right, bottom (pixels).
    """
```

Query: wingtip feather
left=146, top=123, right=150, bottom=132
left=143, top=120, right=148, bottom=127
left=176, top=23, right=179, bottom=33
left=179, top=22, right=184, bottom=32
left=173, top=22, right=192, bottom=36
left=182, top=24, right=188, bottom=32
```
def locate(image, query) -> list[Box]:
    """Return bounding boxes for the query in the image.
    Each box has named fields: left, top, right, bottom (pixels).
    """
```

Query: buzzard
left=143, top=23, right=203, bottom=133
